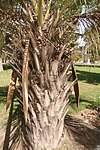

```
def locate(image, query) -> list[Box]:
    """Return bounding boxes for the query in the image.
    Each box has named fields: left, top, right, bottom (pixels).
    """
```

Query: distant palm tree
left=0, top=0, right=99, bottom=150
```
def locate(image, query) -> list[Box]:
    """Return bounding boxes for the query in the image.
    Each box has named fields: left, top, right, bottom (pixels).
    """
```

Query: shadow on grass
left=3, top=99, right=35, bottom=150
left=0, top=86, right=8, bottom=103
left=0, top=86, right=18, bottom=104
left=76, top=70, right=100, bottom=85
left=80, top=99, right=100, bottom=110
left=69, top=96, right=100, bottom=111
left=3, top=100, right=14, bottom=150
left=64, top=115, right=100, bottom=150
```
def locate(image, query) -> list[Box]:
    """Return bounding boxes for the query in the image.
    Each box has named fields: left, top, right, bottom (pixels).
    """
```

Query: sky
left=76, top=5, right=91, bottom=47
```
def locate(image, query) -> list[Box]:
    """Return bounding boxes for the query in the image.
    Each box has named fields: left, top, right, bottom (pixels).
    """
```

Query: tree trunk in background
left=0, top=57, right=3, bottom=72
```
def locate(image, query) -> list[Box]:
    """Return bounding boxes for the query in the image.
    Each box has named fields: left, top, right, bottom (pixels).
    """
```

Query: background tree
left=75, top=3, right=100, bottom=63
left=0, top=0, right=99, bottom=150
left=0, top=33, right=4, bottom=72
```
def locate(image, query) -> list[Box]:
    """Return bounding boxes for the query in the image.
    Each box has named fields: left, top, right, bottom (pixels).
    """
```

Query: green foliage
left=38, top=0, right=43, bottom=27
left=72, top=53, right=82, bottom=62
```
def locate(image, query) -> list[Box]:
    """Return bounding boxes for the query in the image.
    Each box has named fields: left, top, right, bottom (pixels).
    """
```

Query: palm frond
left=22, top=33, right=30, bottom=122
left=72, top=64, right=79, bottom=107
left=45, top=0, right=52, bottom=20
left=38, top=0, right=43, bottom=27
left=31, top=0, right=37, bottom=13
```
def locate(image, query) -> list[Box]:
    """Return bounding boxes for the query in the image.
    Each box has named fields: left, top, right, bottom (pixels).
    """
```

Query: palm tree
left=0, top=33, right=4, bottom=72
left=0, top=0, right=99, bottom=150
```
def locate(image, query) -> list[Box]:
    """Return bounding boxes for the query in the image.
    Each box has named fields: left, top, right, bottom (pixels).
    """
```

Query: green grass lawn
left=0, top=67, right=100, bottom=117
left=0, top=69, right=12, bottom=87
left=69, top=66, right=100, bottom=114
left=76, top=66, right=100, bottom=101
left=0, top=69, right=12, bottom=126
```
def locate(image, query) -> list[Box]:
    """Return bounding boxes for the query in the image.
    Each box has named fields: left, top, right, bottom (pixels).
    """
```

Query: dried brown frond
left=6, top=71, right=17, bottom=111
left=22, top=32, right=30, bottom=122
left=72, top=64, right=79, bottom=107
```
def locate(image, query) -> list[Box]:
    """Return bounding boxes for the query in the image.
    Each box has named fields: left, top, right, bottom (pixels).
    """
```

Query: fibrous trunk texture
left=3, top=2, right=79, bottom=150
left=4, top=30, right=78, bottom=150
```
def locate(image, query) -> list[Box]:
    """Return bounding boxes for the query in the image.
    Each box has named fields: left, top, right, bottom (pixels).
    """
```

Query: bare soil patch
left=0, top=108, right=100, bottom=150
left=62, top=108, right=100, bottom=150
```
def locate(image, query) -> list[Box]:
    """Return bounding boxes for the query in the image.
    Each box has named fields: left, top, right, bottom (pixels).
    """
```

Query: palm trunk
left=0, top=57, right=3, bottom=72
left=3, top=1, right=79, bottom=150
left=27, top=93, right=66, bottom=150
left=5, top=38, right=75, bottom=150
left=25, top=72, right=70, bottom=150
